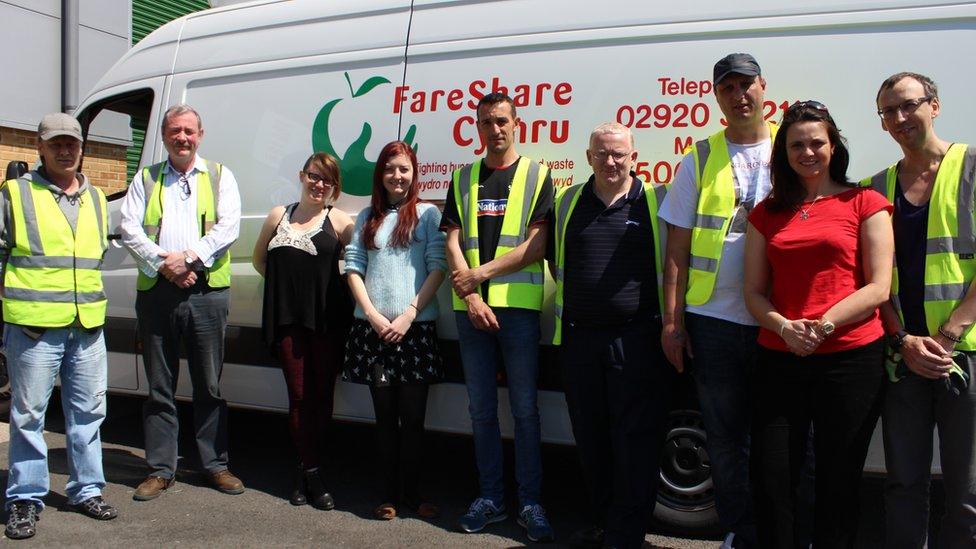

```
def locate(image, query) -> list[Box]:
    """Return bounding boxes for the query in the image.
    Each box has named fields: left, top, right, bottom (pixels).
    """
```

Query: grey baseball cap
left=38, top=112, right=82, bottom=141
left=713, top=53, right=762, bottom=84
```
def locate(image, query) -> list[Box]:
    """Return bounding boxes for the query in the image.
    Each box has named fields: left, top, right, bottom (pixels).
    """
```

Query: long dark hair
left=766, top=102, right=854, bottom=212
left=362, top=141, right=420, bottom=249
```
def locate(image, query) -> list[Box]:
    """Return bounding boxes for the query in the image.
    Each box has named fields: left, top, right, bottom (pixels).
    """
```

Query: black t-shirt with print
left=441, top=157, right=554, bottom=268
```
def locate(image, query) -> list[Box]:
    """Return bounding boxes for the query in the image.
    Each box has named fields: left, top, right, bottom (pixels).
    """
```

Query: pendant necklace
left=799, top=195, right=821, bottom=220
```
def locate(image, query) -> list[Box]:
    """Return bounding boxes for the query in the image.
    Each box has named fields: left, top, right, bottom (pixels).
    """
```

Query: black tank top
left=261, top=203, right=352, bottom=346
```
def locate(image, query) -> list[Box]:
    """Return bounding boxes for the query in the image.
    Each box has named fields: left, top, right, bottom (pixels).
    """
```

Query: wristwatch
left=183, top=252, right=196, bottom=268
left=889, top=329, right=909, bottom=351
left=818, top=318, right=836, bottom=337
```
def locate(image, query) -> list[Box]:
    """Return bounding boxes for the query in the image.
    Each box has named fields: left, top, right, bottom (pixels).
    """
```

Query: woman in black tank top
left=252, top=152, right=354, bottom=510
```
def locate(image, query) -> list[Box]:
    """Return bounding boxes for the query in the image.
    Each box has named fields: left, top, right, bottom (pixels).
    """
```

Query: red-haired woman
left=343, top=140, right=446, bottom=520
left=252, top=152, right=355, bottom=510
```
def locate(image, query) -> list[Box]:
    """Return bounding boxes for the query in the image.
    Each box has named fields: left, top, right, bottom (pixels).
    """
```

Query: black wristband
left=938, top=325, right=962, bottom=343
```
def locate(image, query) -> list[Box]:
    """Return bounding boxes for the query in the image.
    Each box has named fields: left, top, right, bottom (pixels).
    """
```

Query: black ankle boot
left=304, top=469, right=334, bottom=510
left=290, top=464, right=307, bottom=506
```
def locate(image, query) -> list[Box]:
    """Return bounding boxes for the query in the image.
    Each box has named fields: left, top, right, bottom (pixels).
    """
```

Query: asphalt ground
left=0, top=394, right=942, bottom=548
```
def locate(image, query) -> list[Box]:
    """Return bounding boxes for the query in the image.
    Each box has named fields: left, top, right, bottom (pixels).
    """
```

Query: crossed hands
left=367, top=307, right=417, bottom=344
left=158, top=250, right=197, bottom=289
left=900, top=334, right=955, bottom=380
left=781, top=319, right=825, bottom=357
left=451, top=268, right=499, bottom=332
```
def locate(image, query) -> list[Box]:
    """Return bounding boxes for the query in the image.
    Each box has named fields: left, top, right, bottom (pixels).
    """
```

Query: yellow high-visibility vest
left=862, top=143, right=976, bottom=350
left=551, top=180, right=668, bottom=344
left=137, top=159, right=230, bottom=290
left=686, top=122, right=778, bottom=305
left=451, top=157, right=547, bottom=311
left=2, top=175, right=108, bottom=328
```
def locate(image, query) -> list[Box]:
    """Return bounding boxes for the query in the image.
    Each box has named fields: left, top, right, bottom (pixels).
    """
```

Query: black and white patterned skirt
left=343, top=319, right=444, bottom=386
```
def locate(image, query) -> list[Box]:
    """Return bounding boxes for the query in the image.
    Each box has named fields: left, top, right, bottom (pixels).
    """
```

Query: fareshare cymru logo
left=312, top=72, right=418, bottom=196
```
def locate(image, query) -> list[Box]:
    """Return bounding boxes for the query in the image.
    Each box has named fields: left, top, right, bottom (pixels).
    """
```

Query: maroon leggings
left=276, top=326, right=345, bottom=468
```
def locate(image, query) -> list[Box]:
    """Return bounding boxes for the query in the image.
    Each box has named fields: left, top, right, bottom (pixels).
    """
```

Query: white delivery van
left=25, top=0, right=968, bottom=531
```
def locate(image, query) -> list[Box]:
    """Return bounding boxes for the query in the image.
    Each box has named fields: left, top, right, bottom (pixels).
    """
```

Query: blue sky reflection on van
left=312, top=72, right=418, bottom=196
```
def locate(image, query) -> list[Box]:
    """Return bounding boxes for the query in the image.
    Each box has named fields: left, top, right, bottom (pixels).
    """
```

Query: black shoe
left=568, top=525, right=605, bottom=547
left=304, top=469, right=335, bottom=510
left=69, top=496, right=118, bottom=521
left=5, top=501, right=39, bottom=540
left=290, top=464, right=307, bottom=506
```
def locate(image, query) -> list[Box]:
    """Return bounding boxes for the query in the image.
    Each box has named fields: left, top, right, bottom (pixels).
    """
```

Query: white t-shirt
left=658, top=138, right=772, bottom=325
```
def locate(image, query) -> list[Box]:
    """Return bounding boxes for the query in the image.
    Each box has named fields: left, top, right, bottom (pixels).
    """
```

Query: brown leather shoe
left=133, top=475, right=175, bottom=501
left=209, top=470, right=245, bottom=495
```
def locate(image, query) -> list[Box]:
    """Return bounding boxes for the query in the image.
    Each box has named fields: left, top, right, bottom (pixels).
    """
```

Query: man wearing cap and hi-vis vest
left=120, top=104, right=243, bottom=502
left=658, top=53, right=775, bottom=549
left=548, top=122, right=674, bottom=549
left=440, top=92, right=555, bottom=542
left=1, top=113, right=116, bottom=540
left=866, top=72, right=976, bottom=548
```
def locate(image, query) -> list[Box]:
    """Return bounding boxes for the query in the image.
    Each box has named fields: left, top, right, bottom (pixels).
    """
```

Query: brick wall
left=0, top=125, right=129, bottom=194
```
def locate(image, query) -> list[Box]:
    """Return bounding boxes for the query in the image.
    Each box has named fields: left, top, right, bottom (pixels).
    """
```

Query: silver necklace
left=799, top=195, right=822, bottom=220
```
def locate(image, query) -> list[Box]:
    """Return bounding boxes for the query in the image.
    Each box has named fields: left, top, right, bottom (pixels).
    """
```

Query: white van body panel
left=76, top=0, right=964, bottom=502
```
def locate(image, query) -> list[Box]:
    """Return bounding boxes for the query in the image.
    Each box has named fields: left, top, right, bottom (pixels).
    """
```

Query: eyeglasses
left=877, top=96, right=933, bottom=120
left=178, top=175, right=191, bottom=201
left=591, top=150, right=633, bottom=163
left=787, top=100, right=830, bottom=114
left=303, top=171, right=336, bottom=187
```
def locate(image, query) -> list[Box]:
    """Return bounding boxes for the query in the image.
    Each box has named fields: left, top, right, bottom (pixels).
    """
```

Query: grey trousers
left=135, top=278, right=230, bottom=478
left=883, top=350, right=976, bottom=549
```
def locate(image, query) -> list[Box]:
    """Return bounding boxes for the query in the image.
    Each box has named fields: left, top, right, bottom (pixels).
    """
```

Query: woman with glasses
left=252, top=152, right=355, bottom=510
left=342, top=141, right=446, bottom=520
left=743, top=102, right=894, bottom=547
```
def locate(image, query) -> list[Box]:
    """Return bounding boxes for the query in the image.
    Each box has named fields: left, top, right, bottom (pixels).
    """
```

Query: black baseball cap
left=713, top=53, right=762, bottom=84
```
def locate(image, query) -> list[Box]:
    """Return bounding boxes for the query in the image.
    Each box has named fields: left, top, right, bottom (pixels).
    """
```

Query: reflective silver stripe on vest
left=515, top=161, right=542, bottom=241
left=924, top=283, right=968, bottom=302
left=695, top=139, right=710, bottom=183
left=206, top=160, right=222, bottom=227
left=891, top=293, right=902, bottom=313
left=554, top=267, right=564, bottom=280
left=8, top=256, right=102, bottom=269
left=498, top=235, right=523, bottom=247
left=926, top=236, right=963, bottom=254
left=689, top=255, right=718, bottom=273
left=15, top=178, right=44, bottom=255
left=694, top=213, right=725, bottom=230
left=956, top=146, right=976, bottom=254
left=869, top=171, right=888, bottom=196
left=3, top=287, right=106, bottom=303
left=493, top=271, right=544, bottom=285
left=456, top=163, right=476, bottom=250
left=554, top=303, right=563, bottom=317
left=87, top=186, right=105, bottom=247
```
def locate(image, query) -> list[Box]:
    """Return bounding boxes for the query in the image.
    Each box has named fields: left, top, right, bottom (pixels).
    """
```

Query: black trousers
left=560, top=319, right=674, bottom=549
left=752, top=339, right=885, bottom=549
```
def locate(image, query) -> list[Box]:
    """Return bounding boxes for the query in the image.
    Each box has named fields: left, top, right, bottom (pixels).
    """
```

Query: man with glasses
left=866, top=72, right=976, bottom=547
left=441, top=92, right=554, bottom=542
left=658, top=53, right=775, bottom=548
left=1, top=113, right=116, bottom=539
left=548, top=122, right=673, bottom=548
left=120, top=104, right=243, bottom=501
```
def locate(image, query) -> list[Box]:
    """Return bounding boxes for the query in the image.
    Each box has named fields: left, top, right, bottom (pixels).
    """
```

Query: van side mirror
left=5, top=161, right=28, bottom=181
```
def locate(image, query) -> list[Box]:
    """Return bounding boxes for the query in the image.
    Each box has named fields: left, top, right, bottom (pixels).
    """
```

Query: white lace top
left=267, top=204, right=328, bottom=256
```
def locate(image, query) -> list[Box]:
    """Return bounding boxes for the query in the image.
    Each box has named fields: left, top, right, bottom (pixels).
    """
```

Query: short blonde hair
left=589, top=122, right=634, bottom=148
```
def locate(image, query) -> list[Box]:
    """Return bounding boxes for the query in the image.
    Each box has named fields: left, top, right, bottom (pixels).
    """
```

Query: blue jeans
left=455, top=308, right=542, bottom=508
left=4, top=326, right=107, bottom=508
left=685, top=312, right=758, bottom=546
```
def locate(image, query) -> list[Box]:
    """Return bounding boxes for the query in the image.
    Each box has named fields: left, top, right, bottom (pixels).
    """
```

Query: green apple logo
left=312, top=72, right=418, bottom=196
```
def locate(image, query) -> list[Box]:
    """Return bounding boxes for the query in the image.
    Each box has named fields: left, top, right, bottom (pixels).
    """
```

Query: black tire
left=653, top=409, right=721, bottom=533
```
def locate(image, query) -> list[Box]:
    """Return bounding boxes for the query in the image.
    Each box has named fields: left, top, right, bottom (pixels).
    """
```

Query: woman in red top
left=744, top=101, right=894, bottom=548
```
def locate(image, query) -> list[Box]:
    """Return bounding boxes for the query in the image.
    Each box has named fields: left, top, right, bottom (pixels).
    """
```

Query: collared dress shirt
left=120, top=155, right=241, bottom=278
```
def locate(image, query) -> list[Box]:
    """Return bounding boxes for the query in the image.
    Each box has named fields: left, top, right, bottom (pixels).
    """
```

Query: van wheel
left=653, top=409, right=721, bottom=532
left=0, top=348, right=9, bottom=420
